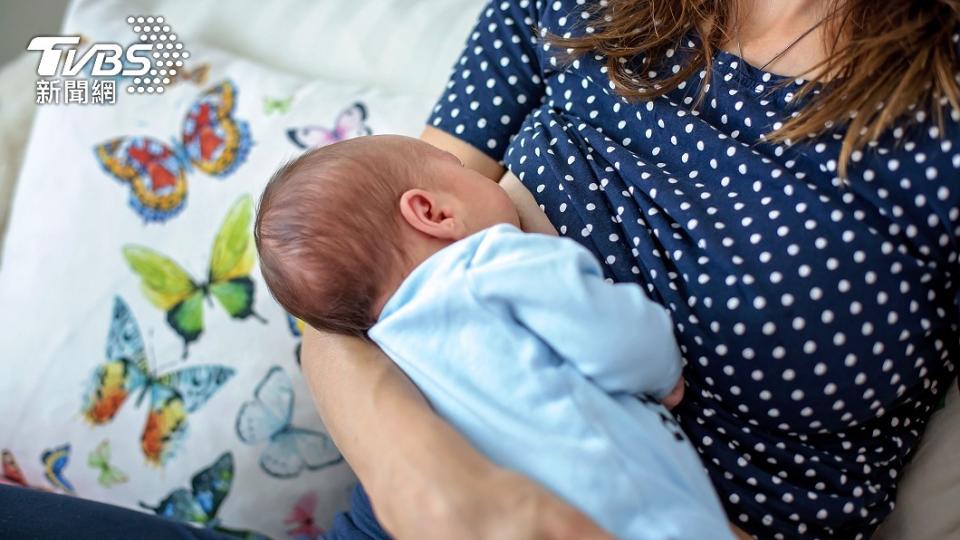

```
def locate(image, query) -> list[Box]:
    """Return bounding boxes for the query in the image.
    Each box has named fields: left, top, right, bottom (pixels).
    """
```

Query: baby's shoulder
left=463, top=224, right=601, bottom=293
left=466, top=223, right=566, bottom=268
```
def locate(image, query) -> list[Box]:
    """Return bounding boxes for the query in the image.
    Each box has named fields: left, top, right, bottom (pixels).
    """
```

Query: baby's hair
left=255, top=135, right=427, bottom=337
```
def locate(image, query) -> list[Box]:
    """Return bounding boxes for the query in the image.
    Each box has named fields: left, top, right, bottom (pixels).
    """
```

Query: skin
left=727, top=0, right=834, bottom=79
left=302, top=1, right=829, bottom=538
left=369, top=137, right=522, bottom=318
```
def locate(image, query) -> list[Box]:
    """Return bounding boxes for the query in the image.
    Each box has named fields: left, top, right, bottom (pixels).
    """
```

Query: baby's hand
left=660, top=377, right=685, bottom=410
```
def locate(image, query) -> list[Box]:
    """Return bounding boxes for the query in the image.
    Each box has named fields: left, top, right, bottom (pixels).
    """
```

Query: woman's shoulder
left=489, top=0, right=602, bottom=39
left=857, top=101, right=960, bottom=172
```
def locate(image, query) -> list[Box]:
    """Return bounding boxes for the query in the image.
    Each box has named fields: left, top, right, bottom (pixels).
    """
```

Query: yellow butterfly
left=123, top=194, right=265, bottom=356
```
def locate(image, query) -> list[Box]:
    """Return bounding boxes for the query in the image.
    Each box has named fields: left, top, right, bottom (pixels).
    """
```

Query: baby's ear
left=398, top=189, right=461, bottom=240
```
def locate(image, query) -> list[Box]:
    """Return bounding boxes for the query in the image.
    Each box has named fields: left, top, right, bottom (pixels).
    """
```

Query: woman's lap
left=0, top=484, right=230, bottom=539
left=0, top=482, right=389, bottom=540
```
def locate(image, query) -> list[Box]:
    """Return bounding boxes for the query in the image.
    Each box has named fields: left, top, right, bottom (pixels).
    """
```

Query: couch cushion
left=0, top=0, right=483, bottom=535
left=872, top=380, right=960, bottom=540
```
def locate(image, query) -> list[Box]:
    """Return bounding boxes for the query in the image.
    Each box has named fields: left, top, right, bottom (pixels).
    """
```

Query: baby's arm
left=467, top=227, right=682, bottom=398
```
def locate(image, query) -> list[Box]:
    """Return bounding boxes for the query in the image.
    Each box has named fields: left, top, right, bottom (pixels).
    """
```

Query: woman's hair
left=547, top=0, right=960, bottom=178
left=255, top=136, right=424, bottom=337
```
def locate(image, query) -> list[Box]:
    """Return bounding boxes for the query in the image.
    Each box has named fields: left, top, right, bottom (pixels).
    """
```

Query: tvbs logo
left=28, top=16, right=188, bottom=104
left=28, top=36, right=151, bottom=77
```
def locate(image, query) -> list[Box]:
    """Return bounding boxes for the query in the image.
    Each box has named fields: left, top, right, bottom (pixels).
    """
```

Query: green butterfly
left=123, top=194, right=265, bottom=357
left=263, top=96, right=292, bottom=115
left=87, top=440, right=128, bottom=488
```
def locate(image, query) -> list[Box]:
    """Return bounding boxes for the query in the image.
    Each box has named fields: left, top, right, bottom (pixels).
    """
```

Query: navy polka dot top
left=427, top=1, right=960, bottom=538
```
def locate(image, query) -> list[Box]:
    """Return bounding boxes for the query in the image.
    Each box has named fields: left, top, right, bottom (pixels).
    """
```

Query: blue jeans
left=323, top=483, right=391, bottom=540
left=0, top=482, right=389, bottom=540
left=0, top=484, right=230, bottom=539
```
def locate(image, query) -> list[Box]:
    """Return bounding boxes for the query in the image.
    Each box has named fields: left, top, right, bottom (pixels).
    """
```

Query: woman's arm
left=300, top=329, right=610, bottom=539
left=424, top=125, right=560, bottom=236
left=298, top=126, right=612, bottom=539
left=422, top=125, right=505, bottom=180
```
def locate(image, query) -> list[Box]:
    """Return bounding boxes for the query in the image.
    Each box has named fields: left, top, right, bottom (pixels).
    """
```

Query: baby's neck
left=370, top=229, right=454, bottom=321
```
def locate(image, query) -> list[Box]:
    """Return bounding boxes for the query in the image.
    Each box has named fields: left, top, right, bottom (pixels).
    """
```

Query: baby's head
left=255, top=134, right=519, bottom=336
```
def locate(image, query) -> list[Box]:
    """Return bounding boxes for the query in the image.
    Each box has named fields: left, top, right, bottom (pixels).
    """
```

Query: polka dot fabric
left=428, top=1, right=960, bottom=538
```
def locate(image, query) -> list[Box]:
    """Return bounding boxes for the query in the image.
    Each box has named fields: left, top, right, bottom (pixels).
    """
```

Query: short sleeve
left=427, top=0, right=547, bottom=162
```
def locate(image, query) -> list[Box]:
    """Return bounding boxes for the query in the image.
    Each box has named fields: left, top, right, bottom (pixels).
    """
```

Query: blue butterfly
left=140, top=452, right=269, bottom=539
left=82, top=297, right=236, bottom=466
left=141, top=452, right=234, bottom=524
left=286, top=314, right=304, bottom=365
left=41, top=444, right=75, bottom=494
left=235, top=367, right=342, bottom=478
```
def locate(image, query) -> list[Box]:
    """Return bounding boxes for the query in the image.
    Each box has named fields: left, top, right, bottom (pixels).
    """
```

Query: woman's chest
left=528, top=50, right=960, bottom=290
left=508, top=52, right=960, bottom=430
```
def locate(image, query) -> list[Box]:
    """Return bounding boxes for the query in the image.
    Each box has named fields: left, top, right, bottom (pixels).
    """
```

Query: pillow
left=872, top=379, right=960, bottom=540
left=62, top=0, right=484, bottom=98
left=0, top=53, right=40, bottom=261
left=0, top=0, right=483, bottom=536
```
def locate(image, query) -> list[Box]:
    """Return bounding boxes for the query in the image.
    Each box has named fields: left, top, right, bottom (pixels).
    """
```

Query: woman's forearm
left=299, top=326, right=495, bottom=531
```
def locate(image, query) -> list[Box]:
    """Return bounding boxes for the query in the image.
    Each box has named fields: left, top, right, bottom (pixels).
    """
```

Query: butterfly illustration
left=286, top=314, right=305, bottom=365
left=1, top=449, right=27, bottom=487
left=286, top=102, right=371, bottom=149
left=236, top=366, right=342, bottom=478
left=140, top=452, right=268, bottom=539
left=264, top=96, right=293, bottom=115
left=82, top=297, right=235, bottom=466
left=285, top=492, right=325, bottom=539
left=87, top=440, right=129, bottom=488
left=1, top=449, right=53, bottom=492
left=123, top=194, right=265, bottom=355
left=41, top=444, right=75, bottom=494
left=168, top=64, right=211, bottom=87
left=93, top=80, right=252, bottom=222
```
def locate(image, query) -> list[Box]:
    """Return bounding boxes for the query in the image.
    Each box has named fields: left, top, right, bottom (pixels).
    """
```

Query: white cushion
left=873, top=379, right=960, bottom=540
left=0, top=0, right=483, bottom=535
left=62, top=0, right=487, bottom=98
left=0, top=53, right=40, bottom=260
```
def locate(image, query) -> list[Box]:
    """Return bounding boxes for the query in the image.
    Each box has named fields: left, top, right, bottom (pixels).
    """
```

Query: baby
left=255, top=135, right=733, bottom=539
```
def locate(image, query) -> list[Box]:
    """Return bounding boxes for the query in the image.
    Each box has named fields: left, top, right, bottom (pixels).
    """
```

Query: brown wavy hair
left=548, top=0, right=960, bottom=178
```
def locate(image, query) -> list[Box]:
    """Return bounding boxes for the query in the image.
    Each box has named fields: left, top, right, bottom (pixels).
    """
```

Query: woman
left=306, top=0, right=960, bottom=538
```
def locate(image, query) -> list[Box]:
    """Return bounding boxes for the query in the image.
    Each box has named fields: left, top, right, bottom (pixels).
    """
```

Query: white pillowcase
left=0, top=0, right=484, bottom=536
left=873, top=382, right=960, bottom=540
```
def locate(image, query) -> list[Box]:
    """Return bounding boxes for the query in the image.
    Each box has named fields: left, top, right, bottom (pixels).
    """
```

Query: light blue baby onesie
left=367, top=223, right=733, bottom=540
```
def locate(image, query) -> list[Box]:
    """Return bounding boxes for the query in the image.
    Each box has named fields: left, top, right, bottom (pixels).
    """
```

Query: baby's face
left=426, top=147, right=521, bottom=235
